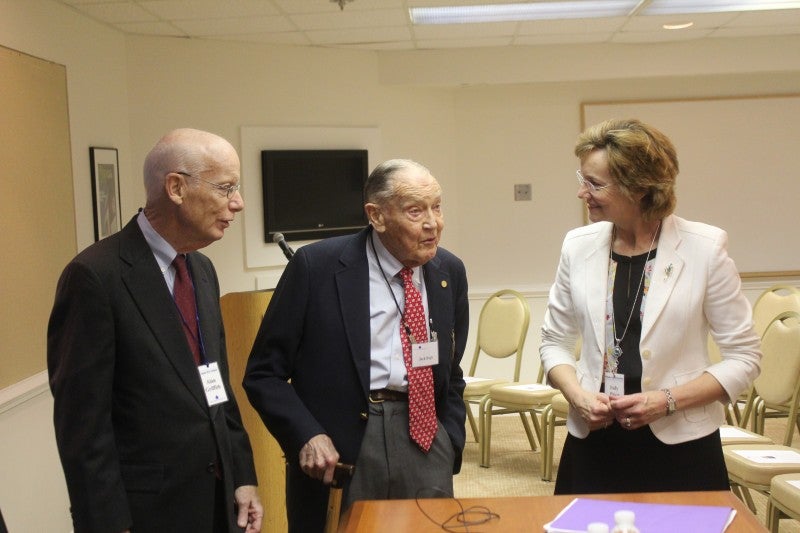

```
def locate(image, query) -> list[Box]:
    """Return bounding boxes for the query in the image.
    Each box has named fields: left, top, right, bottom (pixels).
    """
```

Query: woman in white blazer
left=540, top=118, right=761, bottom=494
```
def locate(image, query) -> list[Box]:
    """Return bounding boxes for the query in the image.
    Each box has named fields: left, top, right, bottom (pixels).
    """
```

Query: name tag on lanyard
left=412, top=340, right=439, bottom=368
left=198, top=362, right=229, bottom=406
left=604, top=371, right=625, bottom=396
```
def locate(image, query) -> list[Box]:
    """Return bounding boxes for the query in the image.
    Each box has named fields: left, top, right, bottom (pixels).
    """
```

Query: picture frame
left=89, top=146, right=122, bottom=241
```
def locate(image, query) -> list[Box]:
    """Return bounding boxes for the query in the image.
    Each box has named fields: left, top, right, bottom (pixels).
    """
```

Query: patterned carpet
left=454, top=412, right=800, bottom=532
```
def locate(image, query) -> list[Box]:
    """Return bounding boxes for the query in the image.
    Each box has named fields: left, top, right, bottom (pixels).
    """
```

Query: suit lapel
left=585, top=223, right=612, bottom=356
left=422, top=256, right=453, bottom=385
left=641, top=215, right=684, bottom=339
left=336, top=229, right=372, bottom=396
left=119, top=221, right=208, bottom=410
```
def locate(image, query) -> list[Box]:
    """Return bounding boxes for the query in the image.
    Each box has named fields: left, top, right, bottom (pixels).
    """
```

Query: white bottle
left=587, top=522, right=610, bottom=533
left=611, top=510, right=640, bottom=533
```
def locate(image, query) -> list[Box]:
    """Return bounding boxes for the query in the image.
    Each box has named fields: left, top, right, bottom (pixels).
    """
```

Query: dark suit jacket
left=243, top=226, right=468, bottom=531
left=47, top=216, right=257, bottom=533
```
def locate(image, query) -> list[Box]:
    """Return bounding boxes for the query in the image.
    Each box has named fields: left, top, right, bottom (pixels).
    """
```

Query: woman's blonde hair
left=575, top=118, right=678, bottom=221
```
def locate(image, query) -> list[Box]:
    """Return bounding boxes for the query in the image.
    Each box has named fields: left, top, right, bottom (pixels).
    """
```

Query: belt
left=369, top=388, right=408, bottom=403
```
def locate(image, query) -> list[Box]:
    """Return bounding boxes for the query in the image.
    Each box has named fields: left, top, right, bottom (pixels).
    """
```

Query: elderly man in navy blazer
left=244, top=158, right=469, bottom=532
left=48, top=128, right=262, bottom=533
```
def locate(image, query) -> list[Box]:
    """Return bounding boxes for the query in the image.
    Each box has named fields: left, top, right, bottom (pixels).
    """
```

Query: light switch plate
left=514, top=183, right=532, bottom=201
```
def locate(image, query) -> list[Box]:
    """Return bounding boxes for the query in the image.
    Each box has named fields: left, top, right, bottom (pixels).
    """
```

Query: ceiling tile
left=289, top=8, right=408, bottom=30
left=173, top=16, right=294, bottom=36
left=139, top=0, right=279, bottom=20
left=413, top=21, right=518, bottom=39
left=79, top=2, right=158, bottom=23
left=307, top=25, right=411, bottom=45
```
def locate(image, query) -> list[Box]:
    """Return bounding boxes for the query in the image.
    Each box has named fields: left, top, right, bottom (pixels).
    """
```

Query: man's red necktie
left=172, top=255, right=201, bottom=365
left=399, top=267, right=437, bottom=452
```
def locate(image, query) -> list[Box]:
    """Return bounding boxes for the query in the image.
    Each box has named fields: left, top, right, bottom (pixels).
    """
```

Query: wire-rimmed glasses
left=176, top=171, right=240, bottom=199
left=576, top=170, right=611, bottom=194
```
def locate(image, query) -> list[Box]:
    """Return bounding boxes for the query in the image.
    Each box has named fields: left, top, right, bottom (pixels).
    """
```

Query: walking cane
left=324, top=462, right=355, bottom=533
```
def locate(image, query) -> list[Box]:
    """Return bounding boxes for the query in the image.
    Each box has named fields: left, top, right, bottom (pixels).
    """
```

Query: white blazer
left=540, top=214, right=761, bottom=444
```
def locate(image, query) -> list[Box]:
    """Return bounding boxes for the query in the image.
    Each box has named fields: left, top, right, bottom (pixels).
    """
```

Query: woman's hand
left=568, top=389, right=615, bottom=431
left=610, top=390, right=667, bottom=430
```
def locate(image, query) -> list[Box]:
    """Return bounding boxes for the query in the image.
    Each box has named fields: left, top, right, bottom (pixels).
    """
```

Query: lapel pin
left=664, top=263, right=673, bottom=281
left=441, top=280, right=448, bottom=288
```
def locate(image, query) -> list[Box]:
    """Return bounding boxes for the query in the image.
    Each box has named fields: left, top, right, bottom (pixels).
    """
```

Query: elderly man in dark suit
left=48, top=128, right=263, bottom=533
left=244, top=159, right=469, bottom=532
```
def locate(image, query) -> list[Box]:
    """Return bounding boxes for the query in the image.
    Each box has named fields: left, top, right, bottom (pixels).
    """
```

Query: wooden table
left=339, top=491, right=767, bottom=532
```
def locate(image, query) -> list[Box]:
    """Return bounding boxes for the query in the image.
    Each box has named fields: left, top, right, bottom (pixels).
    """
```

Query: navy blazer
left=244, top=226, right=468, bottom=528
left=48, top=216, right=257, bottom=533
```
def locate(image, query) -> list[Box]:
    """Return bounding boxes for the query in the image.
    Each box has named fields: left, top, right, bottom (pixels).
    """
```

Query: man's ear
left=364, top=202, right=385, bottom=233
left=165, top=172, right=186, bottom=205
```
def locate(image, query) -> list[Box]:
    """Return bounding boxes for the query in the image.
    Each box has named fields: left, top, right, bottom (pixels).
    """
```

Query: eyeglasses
left=576, top=170, right=611, bottom=194
left=176, top=171, right=240, bottom=199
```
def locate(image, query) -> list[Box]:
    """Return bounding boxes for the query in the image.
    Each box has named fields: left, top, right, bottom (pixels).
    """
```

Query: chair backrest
left=754, top=311, right=800, bottom=406
left=709, top=284, right=799, bottom=365
left=469, top=289, right=530, bottom=381
left=752, top=285, right=800, bottom=339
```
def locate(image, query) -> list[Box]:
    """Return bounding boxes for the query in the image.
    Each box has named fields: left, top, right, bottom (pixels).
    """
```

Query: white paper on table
left=733, top=449, right=800, bottom=464
left=720, top=426, right=759, bottom=439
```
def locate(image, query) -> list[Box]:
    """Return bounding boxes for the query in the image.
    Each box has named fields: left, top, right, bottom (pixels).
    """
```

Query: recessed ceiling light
left=663, top=22, right=695, bottom=29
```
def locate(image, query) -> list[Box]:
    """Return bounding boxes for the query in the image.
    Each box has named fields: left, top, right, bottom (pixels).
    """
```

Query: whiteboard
left=583, top=95, right=800, bottom=276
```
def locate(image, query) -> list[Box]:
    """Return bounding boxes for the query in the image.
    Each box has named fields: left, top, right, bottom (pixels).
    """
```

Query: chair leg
left=542, top=406, right=554, bottom=481
left=479, top=396, right=492, bottom=468
left=465, top=402, right=479, bottom=442
left=766, top=498, right=782, bottom=533
left=730, top=482, right=758, bottom=514
left=518, top=412, right=538, bottom=452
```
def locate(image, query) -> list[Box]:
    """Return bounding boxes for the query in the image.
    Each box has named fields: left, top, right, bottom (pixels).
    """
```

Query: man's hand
left=235, top=485, right=263, bottom=533
left=299, top=434, right=340, bottom=484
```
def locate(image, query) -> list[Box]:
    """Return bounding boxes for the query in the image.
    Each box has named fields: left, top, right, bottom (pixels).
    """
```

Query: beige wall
left=0, top=1, right=130, bottom=530
left=2, top=0, right=799, bottom=530
left=122, top=35, right=800, bottom=295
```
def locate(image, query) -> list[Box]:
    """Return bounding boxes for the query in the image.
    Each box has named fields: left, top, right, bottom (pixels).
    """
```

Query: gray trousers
left=344, top=399, right=455, bottom=510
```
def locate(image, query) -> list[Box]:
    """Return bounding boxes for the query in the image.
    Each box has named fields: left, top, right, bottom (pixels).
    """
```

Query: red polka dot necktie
left=399, top=267, right=437, bottom=453
left=173, top=255, right=201, bottom=365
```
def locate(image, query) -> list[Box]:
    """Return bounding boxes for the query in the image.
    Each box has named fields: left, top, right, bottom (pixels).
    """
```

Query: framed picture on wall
left=89, top=146, right=122, bottom=241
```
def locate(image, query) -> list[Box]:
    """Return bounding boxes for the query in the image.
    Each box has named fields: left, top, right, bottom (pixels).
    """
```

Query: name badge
left=412, top=340, right=439, bottom=368
left=604, top=371, right=625, bottom=396
left=198, top=362, right=229, bottom=406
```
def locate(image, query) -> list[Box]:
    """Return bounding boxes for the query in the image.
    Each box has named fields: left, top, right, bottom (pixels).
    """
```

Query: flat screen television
left=261, top=149, right=368, bottom=242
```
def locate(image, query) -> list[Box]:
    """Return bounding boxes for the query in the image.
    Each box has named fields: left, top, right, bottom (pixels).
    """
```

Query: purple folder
left=544, top=497, right=736, bottom=533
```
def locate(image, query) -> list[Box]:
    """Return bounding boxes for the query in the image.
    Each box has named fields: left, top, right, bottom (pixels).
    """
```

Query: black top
left=610, top=249, right=655, bottom=390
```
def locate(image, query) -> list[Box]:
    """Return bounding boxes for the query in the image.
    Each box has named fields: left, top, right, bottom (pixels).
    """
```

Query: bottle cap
left=614, top=510, right=636, bottom=524
left=587, top=522, right=610, bottom=533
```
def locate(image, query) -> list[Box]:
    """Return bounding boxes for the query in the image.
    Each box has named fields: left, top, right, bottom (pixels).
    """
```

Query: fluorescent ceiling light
left=409, top=0, right=800, bottom=25
left=410, top=2, right=639, bottom=25
left=642, top=0, right=800, bottom=15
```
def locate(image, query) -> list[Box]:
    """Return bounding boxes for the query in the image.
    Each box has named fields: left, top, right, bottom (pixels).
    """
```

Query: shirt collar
left=369, top=231, right=422, bottom=286
left=137, top=210, right=178, bottom=273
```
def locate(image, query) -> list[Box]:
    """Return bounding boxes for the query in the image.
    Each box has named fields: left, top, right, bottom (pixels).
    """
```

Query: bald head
left=143, top=128, right=238, bottom=203
left=141, top=128, right=243, bottom=252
